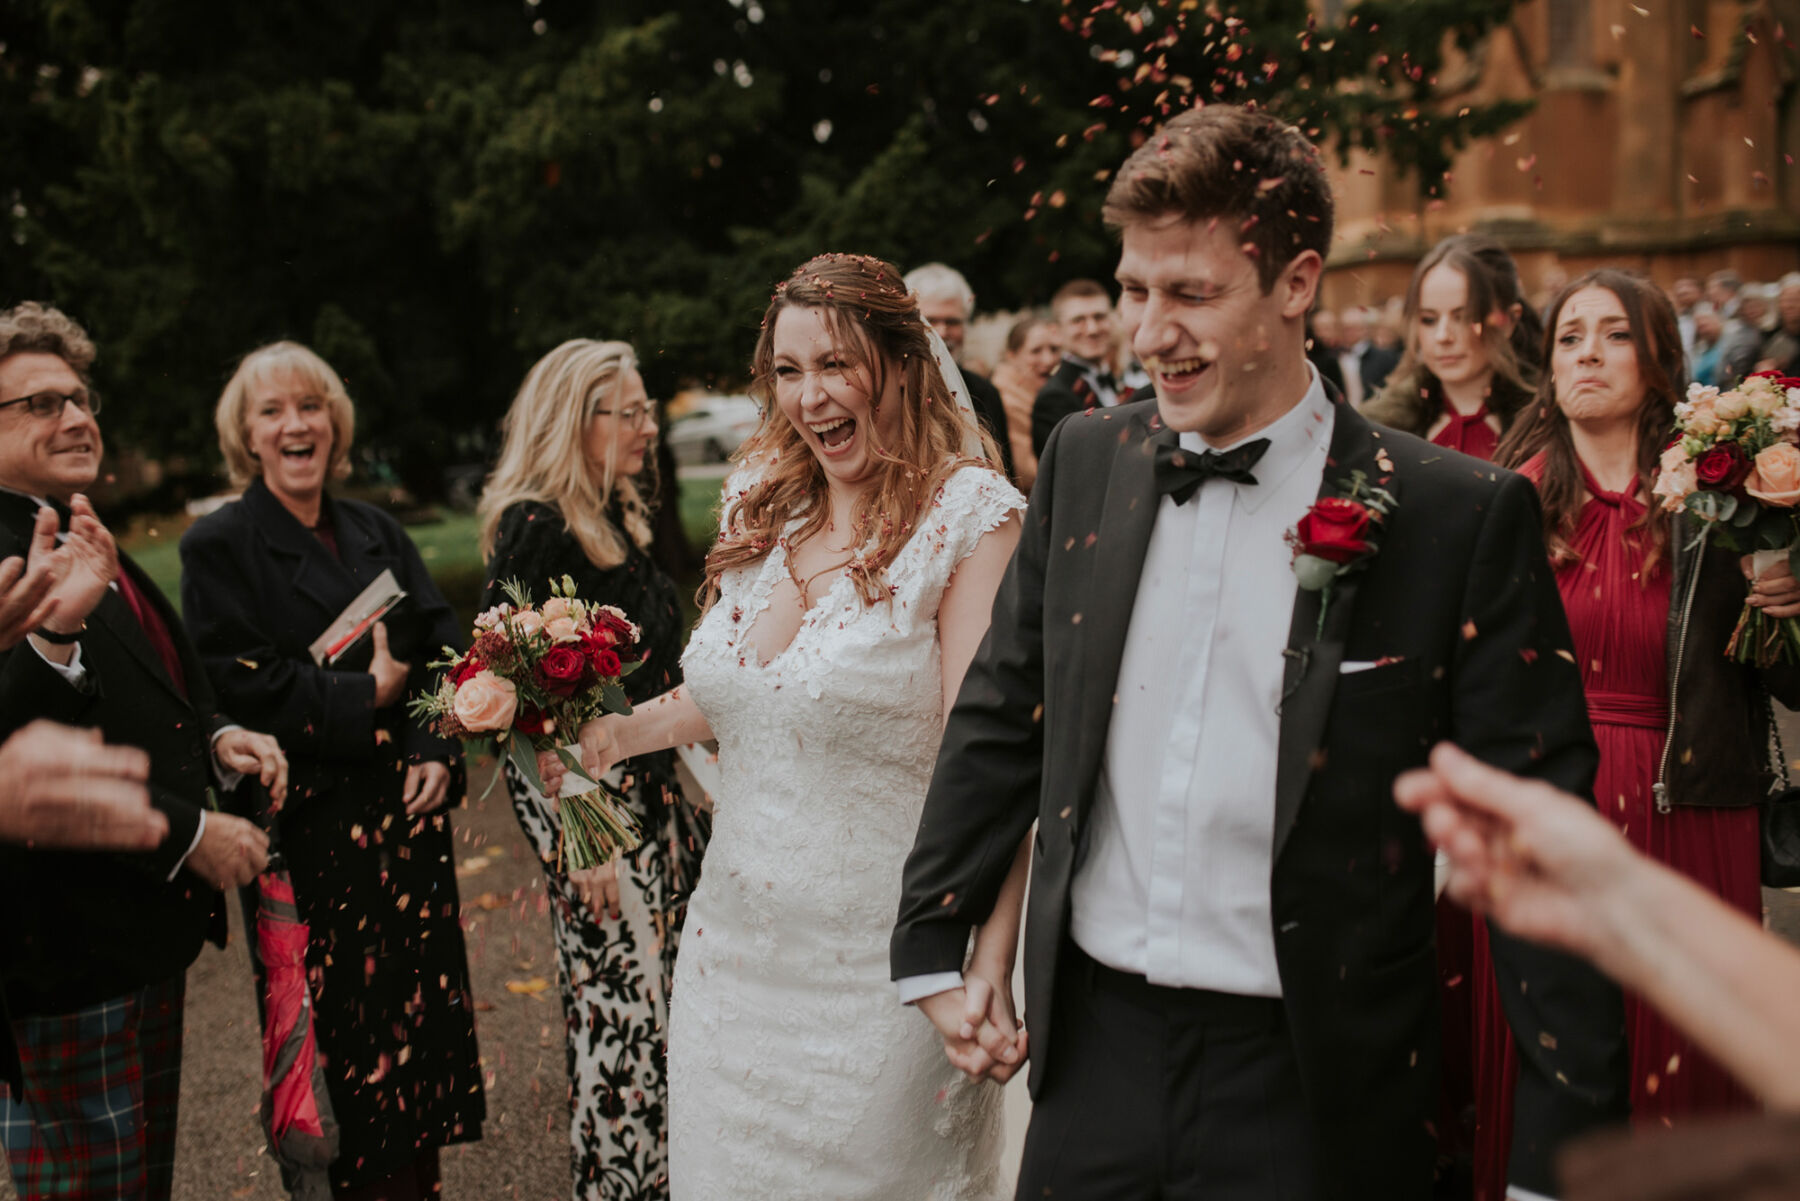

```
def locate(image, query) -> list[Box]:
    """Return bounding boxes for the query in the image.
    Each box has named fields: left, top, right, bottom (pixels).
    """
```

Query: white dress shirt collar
left=1177, top=365, right=1332, bottom=516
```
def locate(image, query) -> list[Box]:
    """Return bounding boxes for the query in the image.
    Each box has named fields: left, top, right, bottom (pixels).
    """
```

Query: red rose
left=1694, top=444, right=1751, bottom=491
left=1295, top=496, right=1374, bottom=564
left=594, top=610, right=636, bottom=647
left=514, top=702, right=553, bottom=737
left=533, top=644, right=589, bottom=698
left=1748, top=370, right=1800, bottom=391
left=448, top=654, right=484, bottom=686
left=580, top=631, right=625, bottom=678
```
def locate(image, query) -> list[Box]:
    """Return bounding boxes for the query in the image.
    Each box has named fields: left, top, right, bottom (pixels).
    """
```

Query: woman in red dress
left=1365, top=235, right=1544, bottom=1194
left=1471, top=270, right=1800, bottom=1200
left=1363, top=234, right=1541, bottom=459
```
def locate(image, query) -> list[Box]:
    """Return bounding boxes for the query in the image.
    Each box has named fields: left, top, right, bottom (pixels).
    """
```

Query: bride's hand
left=961, top=969, right=1027, bottom=1084
left=578, top=716, right=624, bottom=781
left=534, top=716, right=624, bottom=795
left=917, top=988, right=999, bottom=1081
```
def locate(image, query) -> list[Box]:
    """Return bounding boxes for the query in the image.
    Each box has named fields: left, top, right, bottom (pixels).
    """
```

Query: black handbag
left=1759, top=690, right=1800, bottom=888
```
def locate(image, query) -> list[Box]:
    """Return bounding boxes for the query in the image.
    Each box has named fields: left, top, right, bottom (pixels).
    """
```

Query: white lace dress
left=669, top=463, right=1024, bottom=1199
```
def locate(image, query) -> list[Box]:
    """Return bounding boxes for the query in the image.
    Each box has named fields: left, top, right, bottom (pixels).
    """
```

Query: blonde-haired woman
left=540, top=255, right=1027, bottom=1197
left=477, top=339, right=707, bottom=1201
left=180, top=340, right=486, bottom=1199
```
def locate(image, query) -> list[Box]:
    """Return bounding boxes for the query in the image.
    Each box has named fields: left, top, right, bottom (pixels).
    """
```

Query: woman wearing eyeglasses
left=476, top=339, right=708, bottom=1201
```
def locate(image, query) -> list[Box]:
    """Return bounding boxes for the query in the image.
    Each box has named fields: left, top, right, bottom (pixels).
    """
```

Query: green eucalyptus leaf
left=601, top=680, right=633, bottom=715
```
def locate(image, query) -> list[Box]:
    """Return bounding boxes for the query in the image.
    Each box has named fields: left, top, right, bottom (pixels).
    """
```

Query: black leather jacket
left=1656, top=514, right=1800, bottom=809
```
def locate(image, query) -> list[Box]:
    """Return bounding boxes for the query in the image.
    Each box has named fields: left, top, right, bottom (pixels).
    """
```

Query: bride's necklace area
left=782, top=524, right=859, bottom=609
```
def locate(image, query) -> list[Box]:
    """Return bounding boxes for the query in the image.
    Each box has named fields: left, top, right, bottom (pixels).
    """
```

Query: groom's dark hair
left=1103, top=104, right=1333, bottom=294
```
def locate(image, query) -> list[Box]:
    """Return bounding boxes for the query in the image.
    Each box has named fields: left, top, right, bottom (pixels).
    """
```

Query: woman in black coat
left=179, top=341, right=484, bottom=1200
left=477, top=339, right=706, bottom=1201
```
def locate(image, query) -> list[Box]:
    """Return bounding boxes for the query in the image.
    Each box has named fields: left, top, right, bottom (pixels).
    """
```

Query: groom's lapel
left=1272, top=403, right=1391, bottom=864
left=1073, top=407, right=1170, bottom=821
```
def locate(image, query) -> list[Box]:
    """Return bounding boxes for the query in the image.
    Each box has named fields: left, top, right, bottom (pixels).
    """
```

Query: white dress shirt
left=1068, top=370, right=1333, bottom=997
left=897, top=370, right=1334, bottom=1005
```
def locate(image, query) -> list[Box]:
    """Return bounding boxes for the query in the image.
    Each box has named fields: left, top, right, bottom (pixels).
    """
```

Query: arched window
left=1547, top=0, right=1592, bottom=67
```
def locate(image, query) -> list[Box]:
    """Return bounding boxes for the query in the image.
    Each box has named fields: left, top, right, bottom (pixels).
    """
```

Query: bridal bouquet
left=1653, top=370, right=1800, bottom=666
left=410, top=577, right=643, bottom=870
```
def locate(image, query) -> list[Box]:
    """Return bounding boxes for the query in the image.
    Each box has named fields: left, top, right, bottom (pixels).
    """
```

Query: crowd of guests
left=3, top=116, right=1800, bottom=1201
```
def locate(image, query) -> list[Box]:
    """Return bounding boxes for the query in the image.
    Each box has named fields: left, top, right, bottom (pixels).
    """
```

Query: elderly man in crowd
left=0, top=301, right=286, bottom=1201
left=903, top=262, right=1018, bottom=482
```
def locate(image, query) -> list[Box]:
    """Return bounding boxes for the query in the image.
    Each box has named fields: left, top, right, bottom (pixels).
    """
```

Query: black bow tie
left=1153, top=438, right=1271, bottom=504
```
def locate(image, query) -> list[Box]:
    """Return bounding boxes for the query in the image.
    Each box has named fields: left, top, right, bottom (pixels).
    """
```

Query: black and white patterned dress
left=485, top=500, right=709, bottom=1201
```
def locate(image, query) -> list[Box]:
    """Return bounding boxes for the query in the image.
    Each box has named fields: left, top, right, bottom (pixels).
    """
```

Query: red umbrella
left=253, top=864, right=339, bottom=1197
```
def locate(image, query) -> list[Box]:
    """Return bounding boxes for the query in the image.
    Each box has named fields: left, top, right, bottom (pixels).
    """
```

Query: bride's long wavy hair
left=700, top=253, right=1001, bottom=608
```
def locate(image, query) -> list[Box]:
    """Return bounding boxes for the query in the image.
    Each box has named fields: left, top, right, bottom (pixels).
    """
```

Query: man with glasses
left=0, top=301, right=286, bottom=1201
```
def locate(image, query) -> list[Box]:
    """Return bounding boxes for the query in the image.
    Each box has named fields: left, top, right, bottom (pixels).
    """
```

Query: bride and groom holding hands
left=549, top=105, right=1629, bottom=1199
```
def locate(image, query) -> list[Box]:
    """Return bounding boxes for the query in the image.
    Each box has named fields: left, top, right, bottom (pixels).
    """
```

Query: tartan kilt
left=0, top=975, right=185, bottom=1201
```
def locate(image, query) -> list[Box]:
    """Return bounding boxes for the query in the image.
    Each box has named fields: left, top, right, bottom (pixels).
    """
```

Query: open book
left=307, top=569, right=408, bottom=666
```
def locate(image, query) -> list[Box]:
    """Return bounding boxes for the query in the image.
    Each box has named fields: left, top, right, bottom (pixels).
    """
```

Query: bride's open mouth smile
left=809, top=415, right=858, bottom=454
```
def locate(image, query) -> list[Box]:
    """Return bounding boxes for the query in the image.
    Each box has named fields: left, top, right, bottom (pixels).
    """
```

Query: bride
left=543, top=253, right=1029, bottom=1197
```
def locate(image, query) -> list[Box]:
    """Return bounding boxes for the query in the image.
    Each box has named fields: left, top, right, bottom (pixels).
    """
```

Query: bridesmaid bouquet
left=1653, top=370, right=1800, bottom=666
left=410, top=576, right=643, bottom=870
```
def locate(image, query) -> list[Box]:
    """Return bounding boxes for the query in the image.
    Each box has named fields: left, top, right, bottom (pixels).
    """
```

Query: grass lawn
left=122, top=479, right=723, bottom=623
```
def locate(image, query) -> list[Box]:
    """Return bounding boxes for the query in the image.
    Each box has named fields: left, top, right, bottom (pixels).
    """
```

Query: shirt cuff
left=896, top=971, right=966, bottom=1005
left=30, top=638, right=86, bottom=686
left=208, top=724, right=245, bottom=791
left=166, top=809, right=206, bottom=882
left=1507, top=1187, right=1558, bottom=1201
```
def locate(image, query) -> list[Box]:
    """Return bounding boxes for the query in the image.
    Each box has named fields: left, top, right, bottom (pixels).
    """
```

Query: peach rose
left=1684, top=399, right=1723, bottom=436
left=540, top=597, right=577, bottom=623
left=1747, top=442, right=1800, bottom=508
left=1714, top=390, right=1751, bottom=422
left=451, top=670, right=518, bottom=732
left=1653, top=459, right=1698, bottom=512
left=510, top=610, right=544, bottom=638
left=543, top=616, right=583, bottom=643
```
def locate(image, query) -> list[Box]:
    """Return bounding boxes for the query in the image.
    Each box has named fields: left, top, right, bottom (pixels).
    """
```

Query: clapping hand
left=0, top=721, right=165, bottom=850
left=0, top=507, right=66, bottom=649
left=27, top=496, right=117, bottom=652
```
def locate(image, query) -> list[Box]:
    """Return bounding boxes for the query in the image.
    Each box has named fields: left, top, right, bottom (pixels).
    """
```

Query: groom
left=892, top=106, right=1628, bottom=1199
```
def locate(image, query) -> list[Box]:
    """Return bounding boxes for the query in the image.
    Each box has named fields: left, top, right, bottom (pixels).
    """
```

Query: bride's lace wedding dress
left=669, top=462, right=1024, bottom=1199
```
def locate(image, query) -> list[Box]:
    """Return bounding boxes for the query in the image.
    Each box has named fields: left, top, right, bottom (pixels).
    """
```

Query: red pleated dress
left=1467, top=453, right=1761, bottom=1201
left=1430, top=409, right=1499, bottom=1179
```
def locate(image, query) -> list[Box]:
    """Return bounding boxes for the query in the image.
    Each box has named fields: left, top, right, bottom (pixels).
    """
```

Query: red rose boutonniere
left=1285, top=469, right=1394, bottom=635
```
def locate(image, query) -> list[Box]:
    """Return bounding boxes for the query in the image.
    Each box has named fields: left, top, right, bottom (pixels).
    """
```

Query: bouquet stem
left=557, top=786, right=643, bottom=874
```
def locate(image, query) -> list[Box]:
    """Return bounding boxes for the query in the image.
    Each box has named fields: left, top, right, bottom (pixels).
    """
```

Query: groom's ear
left=1275, top=250, right=1325, bottom=321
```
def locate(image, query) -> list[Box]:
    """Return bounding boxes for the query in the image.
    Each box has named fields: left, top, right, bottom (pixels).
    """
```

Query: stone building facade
left=1319, top=0, right=1799, bottom=307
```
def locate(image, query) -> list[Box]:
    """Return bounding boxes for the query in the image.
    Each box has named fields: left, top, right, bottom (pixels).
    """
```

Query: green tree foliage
left=1, top=0, right=1526, bottom=491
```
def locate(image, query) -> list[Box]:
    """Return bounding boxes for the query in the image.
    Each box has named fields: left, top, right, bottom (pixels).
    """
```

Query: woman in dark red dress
left=1365, top=235, right=1544, bottom=1194
left=1363, top=234, right=1541, bottom=458
left=1471, top=270, right=1800, bottom=1200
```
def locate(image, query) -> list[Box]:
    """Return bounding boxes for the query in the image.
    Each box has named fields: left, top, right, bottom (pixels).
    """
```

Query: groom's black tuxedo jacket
left=0, top=492, right=229, bottom=1016
left=893, top=398, right=1629, bottom=1199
